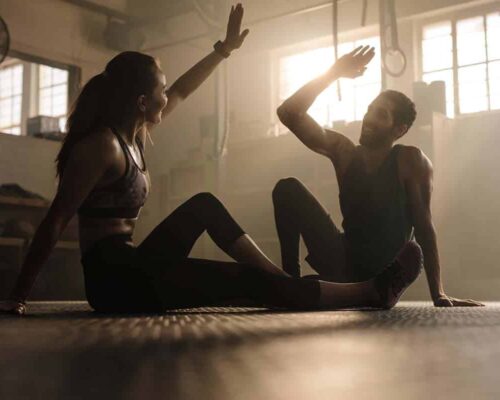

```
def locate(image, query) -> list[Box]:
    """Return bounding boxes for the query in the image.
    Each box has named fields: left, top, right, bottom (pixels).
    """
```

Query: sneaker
left=374, top=241, right=423, bottom=309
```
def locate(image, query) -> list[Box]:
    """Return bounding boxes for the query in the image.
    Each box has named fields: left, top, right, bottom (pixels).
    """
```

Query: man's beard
left=359, top=129, right=391, bottom=148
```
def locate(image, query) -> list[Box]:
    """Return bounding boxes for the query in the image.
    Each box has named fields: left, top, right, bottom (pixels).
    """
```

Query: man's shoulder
left=398, top=145, right=433, bottom=178
left=322, top=129, right=357, bottom=173
left=323, top=129, right=356, bottom=151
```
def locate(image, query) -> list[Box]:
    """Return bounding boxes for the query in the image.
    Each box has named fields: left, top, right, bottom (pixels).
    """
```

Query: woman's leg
left=137, top=192, right=285, bottom=276
left=150, top=256, right=359, bottom=309
left=227, top=234, right=288, bottom=276
left=272, top=177, right=346, bottom=279
left=151, top=241, right=422, bottom=310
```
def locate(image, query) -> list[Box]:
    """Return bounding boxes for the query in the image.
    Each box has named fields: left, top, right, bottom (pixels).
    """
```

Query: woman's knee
left=189, top=192, right=221, bottom=209
left=272, top=177, right=304, bottom=201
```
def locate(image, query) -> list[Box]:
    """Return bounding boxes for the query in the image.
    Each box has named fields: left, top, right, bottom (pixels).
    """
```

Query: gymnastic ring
left=383, top=47, right=407, bottom=77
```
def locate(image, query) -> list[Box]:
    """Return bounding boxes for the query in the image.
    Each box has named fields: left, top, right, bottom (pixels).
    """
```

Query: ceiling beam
left=63, top=0, right=133, bottom=21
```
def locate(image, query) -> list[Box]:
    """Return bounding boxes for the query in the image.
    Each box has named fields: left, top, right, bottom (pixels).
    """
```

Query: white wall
left=1, top=0, right=115, bottom=81
left=0, top=133, right=60, bottom=199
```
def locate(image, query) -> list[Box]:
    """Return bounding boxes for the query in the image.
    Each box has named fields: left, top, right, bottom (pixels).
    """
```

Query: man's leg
left=272, top=177, right=346, bottom=280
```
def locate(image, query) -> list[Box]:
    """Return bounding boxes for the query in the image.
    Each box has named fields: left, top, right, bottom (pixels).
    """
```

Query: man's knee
left=397, top=241, right=424, bottom=266
left=272, top=177, right=304, bottom=201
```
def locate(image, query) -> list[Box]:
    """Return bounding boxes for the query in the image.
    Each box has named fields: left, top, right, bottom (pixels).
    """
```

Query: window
left=39, top=65, right=69, bottom=131
left=422, top=11, right=500, bottom=117
left=277, top=36, right=381, bottom=132
left=0, top=54, right=76, bottom=136
left=0, top=63, right=23, bottom=135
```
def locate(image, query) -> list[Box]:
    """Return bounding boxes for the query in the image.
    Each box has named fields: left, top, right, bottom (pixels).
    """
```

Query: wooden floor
left=1, top=301, right=499, bottom=400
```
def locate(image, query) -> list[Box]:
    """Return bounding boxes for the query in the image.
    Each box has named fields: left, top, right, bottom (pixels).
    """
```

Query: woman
left=0, top=4, right=422, bottom=315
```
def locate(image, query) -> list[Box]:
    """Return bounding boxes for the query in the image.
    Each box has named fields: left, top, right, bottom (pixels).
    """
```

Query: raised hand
left=0, top=300, right=26, bottom=315
left=331, top=45, right=376, bottom=79
left=433, top=294, right=485, bottom=307
left=223, top=3, right=250, bottom=52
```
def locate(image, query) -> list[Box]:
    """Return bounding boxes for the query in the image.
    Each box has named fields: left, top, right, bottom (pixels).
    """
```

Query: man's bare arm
left=277, top=78, right=349, bottom=158
left=277, top=46, right=374, bottom=158
left=405, top=147, right=484, bottom=307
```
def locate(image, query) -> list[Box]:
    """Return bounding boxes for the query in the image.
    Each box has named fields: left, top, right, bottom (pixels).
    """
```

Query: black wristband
left=213, top=40, right=230, bottom=58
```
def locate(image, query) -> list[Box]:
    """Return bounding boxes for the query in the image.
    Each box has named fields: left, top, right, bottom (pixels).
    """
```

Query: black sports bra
left=77, top=127, right=149, bottom=219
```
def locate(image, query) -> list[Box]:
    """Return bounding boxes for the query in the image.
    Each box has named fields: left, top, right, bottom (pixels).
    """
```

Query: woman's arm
left=162, top=3, right=249, bottom=117
left=1, top=130, right=118, bottom=314
left=8, top=214, right=68, bottom=305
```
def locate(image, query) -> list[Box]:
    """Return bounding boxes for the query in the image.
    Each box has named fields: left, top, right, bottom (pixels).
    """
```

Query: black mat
left=1, top=301, right=499, bottom=400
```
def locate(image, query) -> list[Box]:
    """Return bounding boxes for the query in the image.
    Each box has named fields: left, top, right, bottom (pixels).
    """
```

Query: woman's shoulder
left=74, top=127, right=121, bottom=159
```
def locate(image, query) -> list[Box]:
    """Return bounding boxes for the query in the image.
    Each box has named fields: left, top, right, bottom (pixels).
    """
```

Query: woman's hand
left=330, top=45, right=376, bottom=79
left=222, top=3, right=250, bottom=52
left=0, top=300, right=27, bottom=316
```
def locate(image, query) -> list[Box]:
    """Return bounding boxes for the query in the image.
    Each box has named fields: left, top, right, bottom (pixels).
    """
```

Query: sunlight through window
left=422, top=21, right=454, bottom=117
left=39, top=65, right=69, bottom=132
left=0, top=64, right=23, bottom=135
left=422, top=11, right=500, bottom=116
left=278, top=36, right=381, bottom=131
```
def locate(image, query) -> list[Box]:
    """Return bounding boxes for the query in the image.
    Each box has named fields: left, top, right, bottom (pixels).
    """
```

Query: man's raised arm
left=277, top=45, right=375, bottom=158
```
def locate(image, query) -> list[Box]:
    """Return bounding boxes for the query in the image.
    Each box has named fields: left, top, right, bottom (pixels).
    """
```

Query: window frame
left=415, top=2, right=500, bottom=118
left=0, top=50, right=81, bottom=136
left=38, top=64, right=70, bottom=130
left=0, top=59, right=24, bottom=134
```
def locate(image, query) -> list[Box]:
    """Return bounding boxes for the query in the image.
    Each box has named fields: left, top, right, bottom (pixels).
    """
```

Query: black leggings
left=81, top=192, right=320, bottom=313
left=273, top=177, right=351, bottom=281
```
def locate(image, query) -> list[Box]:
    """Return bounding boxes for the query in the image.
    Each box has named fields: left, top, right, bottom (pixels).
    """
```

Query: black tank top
left=339, top=145, right=413, bottom=279
left=77, top=127, right=150, bottom=219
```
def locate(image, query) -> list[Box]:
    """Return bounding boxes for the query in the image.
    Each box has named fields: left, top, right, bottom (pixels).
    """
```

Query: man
left=274, top=45, right=483, bottom=307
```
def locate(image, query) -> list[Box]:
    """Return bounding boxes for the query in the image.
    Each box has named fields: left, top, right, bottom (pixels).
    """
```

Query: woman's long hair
left=55, top=51, right=159, bottom=185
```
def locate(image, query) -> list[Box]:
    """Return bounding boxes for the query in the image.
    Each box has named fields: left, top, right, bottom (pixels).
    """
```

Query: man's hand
left=433, top=294, right=484, bottom=307
left=0, top=300, right=27, bottom=315
left=222, top=3, right=250, bottom=52
left=331, top=45, right=376, bottom=79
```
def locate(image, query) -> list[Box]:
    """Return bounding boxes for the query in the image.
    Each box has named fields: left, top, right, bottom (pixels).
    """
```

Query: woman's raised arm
left=162, top=3, right=249, bottom=117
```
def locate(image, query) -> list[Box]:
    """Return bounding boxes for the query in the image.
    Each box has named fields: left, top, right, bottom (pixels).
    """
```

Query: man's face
left=359, top=96, right=400, bottom=148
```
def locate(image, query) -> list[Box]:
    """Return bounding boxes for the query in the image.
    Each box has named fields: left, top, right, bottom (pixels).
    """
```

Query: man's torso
left=327, top=133, right=417, bottom=278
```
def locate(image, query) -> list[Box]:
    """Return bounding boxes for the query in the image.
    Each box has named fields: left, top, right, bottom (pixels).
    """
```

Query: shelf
left=0, top=236, right=79, bottom=250
left=0, top=195, right=50, bottom=208
left=0, top=237, right=25, bottom=248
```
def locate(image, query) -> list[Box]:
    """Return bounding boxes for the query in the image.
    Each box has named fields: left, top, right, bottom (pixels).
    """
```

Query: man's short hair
left=378, top=90, right=417, bottom=133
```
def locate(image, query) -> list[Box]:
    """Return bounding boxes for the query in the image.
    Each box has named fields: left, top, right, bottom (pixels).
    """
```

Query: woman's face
left=144, top=68, right=168, bottom=125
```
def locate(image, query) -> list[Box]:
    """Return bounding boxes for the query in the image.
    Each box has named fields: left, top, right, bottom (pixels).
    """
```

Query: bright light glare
left=279, top=36, right=381, bottom=129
